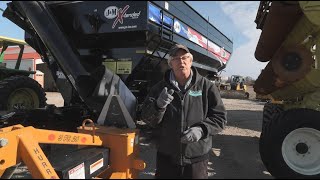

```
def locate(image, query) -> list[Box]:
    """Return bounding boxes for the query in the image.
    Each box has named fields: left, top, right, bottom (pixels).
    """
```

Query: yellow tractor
left=219, top=75, right=250, bottom=99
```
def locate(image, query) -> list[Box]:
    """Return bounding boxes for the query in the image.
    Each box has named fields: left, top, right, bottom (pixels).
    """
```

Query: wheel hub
left=282, top=127, right=320, bottom=175
left=7, top=88, right=40, bottom=110
left=296, top=142, right=309, bottom=155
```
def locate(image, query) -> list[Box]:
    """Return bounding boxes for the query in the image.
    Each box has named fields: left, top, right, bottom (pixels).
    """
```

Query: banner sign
left=148, top=2, right=231, bottom=64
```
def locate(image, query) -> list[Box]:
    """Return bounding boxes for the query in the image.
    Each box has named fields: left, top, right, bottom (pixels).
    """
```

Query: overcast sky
left=0, top=1, right=268, bottom=79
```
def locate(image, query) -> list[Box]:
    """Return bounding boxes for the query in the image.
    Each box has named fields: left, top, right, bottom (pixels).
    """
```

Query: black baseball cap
left=168, top=44, right=190, bottom=56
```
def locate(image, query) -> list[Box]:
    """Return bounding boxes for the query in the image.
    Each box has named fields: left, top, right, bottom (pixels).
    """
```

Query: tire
left=259, top=107, right=320, bottom=178
left=245, top=92, right=249, bottom=99
left=260, top=103, right=284, bottom=136
left=0, top=75, right=47, bottom=111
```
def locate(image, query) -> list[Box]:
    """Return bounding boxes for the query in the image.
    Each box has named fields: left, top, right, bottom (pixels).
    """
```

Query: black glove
left=181, top=126, right=203, bottom=143
left=156, top=87, right=174, bottom=109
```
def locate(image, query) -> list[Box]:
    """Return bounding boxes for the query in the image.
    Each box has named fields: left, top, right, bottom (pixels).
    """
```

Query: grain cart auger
left=1, top=0, right=139, bottom=130
left=254, top=1, right=320, bottom=178
left=1, top=1, right=144, bottom=178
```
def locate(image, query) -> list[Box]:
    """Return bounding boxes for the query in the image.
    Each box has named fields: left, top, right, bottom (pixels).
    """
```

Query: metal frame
left=0, top=119, right=145, bottom=179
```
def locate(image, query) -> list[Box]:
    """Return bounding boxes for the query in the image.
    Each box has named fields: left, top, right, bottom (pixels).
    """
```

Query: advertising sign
left=148, top=2, right=231, bottom=64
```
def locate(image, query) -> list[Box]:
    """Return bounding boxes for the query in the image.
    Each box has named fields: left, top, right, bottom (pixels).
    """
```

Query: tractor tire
left=259, top=107, right=320, bottom=178
left=0, top=75, right=47, bottom=111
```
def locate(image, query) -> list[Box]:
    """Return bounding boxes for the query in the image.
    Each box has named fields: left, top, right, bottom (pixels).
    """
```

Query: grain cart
left=0, top=36, right=46, bottom=112
left=254, top=1, right=320, bottom=178
left=0, top=1, right=232, bottom=178
left=3, top=1, right=233, bottom=129
left=0, top=1, right=233, bottom=129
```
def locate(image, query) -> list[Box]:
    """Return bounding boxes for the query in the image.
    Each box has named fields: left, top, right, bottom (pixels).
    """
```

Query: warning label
left=103, top=60, right=132, bottom=74
left=68, top=162, right=85, bottom=179
left=90, top=158, right=104, bottom=174
left=103, top=61, right=117, bottom=73
left=116, top=61, right=132, bottom=74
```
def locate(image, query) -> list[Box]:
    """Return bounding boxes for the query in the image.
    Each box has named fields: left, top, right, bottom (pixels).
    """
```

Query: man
left=140, top=44, right=227, bottom=179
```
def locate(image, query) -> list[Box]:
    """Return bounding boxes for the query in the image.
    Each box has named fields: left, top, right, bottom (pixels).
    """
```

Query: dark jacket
left=140, top=67, right=227, bottom=165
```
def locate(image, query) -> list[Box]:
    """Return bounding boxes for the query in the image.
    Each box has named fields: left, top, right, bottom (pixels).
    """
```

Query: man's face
left=170, top=49, right=192, bottom=77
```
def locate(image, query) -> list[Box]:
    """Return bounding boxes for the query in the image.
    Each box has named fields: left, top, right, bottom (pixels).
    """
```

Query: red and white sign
left=68, top=162, right=85, bottom=179
left=175, top=20, right=231, bottom=64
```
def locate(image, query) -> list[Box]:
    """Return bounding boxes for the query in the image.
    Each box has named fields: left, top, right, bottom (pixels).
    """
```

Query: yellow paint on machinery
left=254, top=1, right=320, bottom=103
left=0, top=119, right=145, bottom=179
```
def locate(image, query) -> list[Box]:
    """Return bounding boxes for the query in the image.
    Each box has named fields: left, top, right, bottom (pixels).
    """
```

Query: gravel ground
left=10, top=87, right=274, bottom=179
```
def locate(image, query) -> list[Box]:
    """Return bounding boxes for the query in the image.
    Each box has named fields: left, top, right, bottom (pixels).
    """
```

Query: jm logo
left=104, top=5, right=130, bottom=29
left=104, top=6, right=118, bottom=19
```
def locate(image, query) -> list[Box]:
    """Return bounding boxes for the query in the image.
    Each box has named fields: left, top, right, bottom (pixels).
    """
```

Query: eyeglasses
left=171, top=55, right=190, bottom=61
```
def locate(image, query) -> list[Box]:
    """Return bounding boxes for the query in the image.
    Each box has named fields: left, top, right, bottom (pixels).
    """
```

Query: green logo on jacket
left=189, top=90, right=202, bottom=97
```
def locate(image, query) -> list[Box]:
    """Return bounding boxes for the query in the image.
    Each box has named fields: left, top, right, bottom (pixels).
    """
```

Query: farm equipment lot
left=13, top=87, right=274, bottom=179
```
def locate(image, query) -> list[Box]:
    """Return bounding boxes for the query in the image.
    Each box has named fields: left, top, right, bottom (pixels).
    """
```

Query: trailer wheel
left=259, top=108, right=320, bottom=178
left=0, top=75, right=47, bottom=111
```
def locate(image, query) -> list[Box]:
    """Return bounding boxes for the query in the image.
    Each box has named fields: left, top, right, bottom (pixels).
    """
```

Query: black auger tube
left=16, top=1, right=96, bottom=100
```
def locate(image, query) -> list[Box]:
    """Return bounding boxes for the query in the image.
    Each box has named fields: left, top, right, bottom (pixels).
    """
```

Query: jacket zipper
left=172, top=79, right=199, bottom=166
left=179, top=90, right=191, bottom=166
left=180, top=97, right=184, bottom=166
